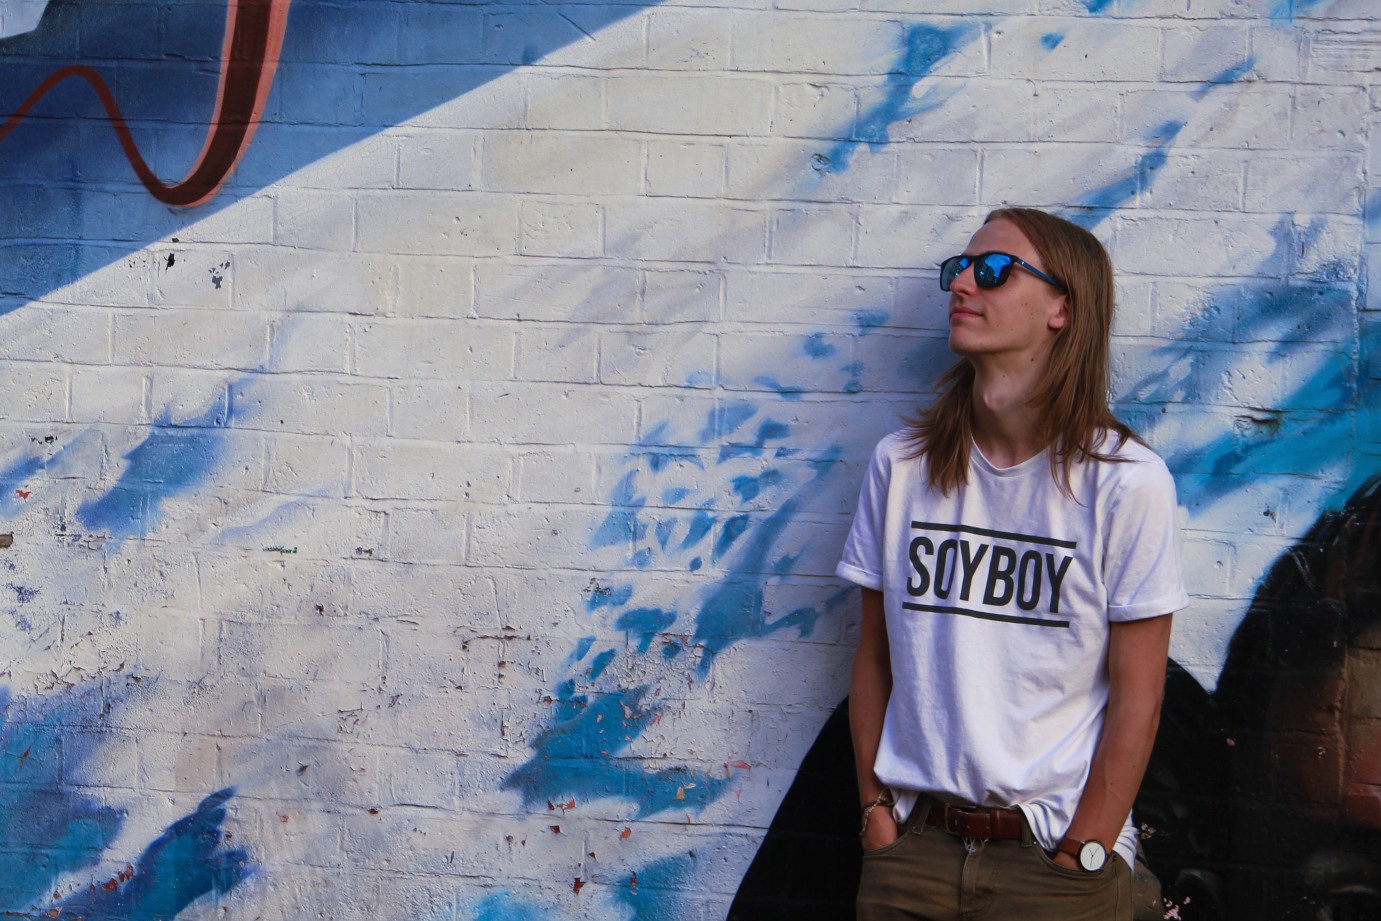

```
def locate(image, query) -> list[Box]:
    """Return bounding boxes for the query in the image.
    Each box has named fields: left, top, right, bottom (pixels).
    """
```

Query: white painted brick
left=599, top=328, right=717, bottom=388
left=641, top=268, right=724, bottom=323
left=1122, top=86, right=1296, bottom=150
left=0, top=361, right=67, bottom=422
left=888, top=79, right=1034, bottom=146
left=992, top=21, right=1163, bottom=83
left=355, top=318, right=514, bottom=381
left=475, top=261, right=641, bottom=322
left=1110, top=213, right=1280, bottom=278
left=646, top=9, right=734, bottom=70
left=395, top=255, right=475, bottom=320
left=1032, top=86, right=1123, bottom=145
left=352, top=440, right=512, bottom=503
left=606, top=74, right=774, bottom=136
left=605, top=199, right=768, bottom=264
left=113, top=309, right=268, bottom=371
left=236, top=248, right=397, bottom=316
left=480, top=131, right=642, bottom=196
left=355, top=191, right=520, bottom=257
left=263, top=432, right=351, bottom=497
left=469, top=505, right=635, bottom=570
left=1141, top=151, right=1247, bottom=213
left=855, top=205, right=971, bottom=269
left=270, top=314, right=353, bottom=374
left=520, top=201, right=604, bottom=259
left=773, top=82, right=856, bottom=140
left=645, top=139, right=728, bottom=198
left=1291, top=215, right=1364, bottom=282
left=769, top=205, right=856, bottom=266
left=723, top=267, right=896, bottom=326
left=69, top=366, right=146, bottom=424
left=729, top=12, right=902, bottom=74
left=850, top=332, right=953, bottom=396
left=273, top=190, right=355, bottom=251
left=723, top=137, right=898, bottom=205
left=890, top=147, right=982, bottom=206
left=525, top=73, right=605, bottom=132
left=1244, top=23, right=1305, bottom=82
left=1244, top=153, right=1363, bottom=215
left=515, top=449, right=597, bottom=503
left=229, top=375, right=390, bottom=437
left=391, top=381, right=470, bottom=442
left=1293, top=84, right=1370, bottom=148
left=217, top=619, right=382, bottom=682
left=383, top=510, right=470, bottom=567
left=148, top=247, right=235, bottom=310
left=719, top=330, right=857, bottom=395
left=517, top=326, right=600, bottom=384
left=0, top=305, right=111, bottom=364
left=1160, top=23, right=1252, bottom=83
left=468, top=382, right=640, bottom=446
left=395, top=129, right=481, bottom=191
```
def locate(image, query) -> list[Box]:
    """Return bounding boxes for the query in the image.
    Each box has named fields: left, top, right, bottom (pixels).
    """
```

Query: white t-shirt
left=837, top=430, right=1189, bottom=865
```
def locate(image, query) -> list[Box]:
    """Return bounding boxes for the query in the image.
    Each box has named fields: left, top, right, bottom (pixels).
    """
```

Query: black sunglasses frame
left=939, top=252, right=1067, bottom=293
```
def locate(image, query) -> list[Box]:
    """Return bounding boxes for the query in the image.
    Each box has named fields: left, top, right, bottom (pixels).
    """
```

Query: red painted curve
left=0, top=0, right=291, bottom=207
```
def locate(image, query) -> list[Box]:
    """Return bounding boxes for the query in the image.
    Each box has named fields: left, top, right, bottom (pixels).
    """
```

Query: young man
left=837, top=208, right=1188, bottom=920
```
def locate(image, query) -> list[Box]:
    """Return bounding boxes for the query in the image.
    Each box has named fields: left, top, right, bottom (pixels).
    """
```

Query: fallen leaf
left=675, top=786, right=685, bottom=800
left=573, top=878, right=585, bottom=895
left=550, top=825, right=561, bottom=834
left=619, top=827, right=632, bottom=840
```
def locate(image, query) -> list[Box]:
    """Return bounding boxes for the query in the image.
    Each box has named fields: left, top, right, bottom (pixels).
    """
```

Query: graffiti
left=0, top=0, right=291, bottom=207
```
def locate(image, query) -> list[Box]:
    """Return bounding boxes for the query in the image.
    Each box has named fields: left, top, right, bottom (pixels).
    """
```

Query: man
left=837, top=207, right=1188, bottom=920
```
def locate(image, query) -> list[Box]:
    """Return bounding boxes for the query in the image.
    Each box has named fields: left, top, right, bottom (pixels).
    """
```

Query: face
left=946, top=219, right=1068, bottom=367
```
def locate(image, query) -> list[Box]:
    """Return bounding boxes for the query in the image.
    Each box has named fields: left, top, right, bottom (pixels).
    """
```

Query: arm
left=1055, top=613, right=1173, bottom=869
left=850, top=587, right=897, bottom=850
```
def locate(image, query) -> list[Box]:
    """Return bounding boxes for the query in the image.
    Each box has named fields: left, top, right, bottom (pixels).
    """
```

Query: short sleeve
left=1102, top=458, right=1190, bottom=622
left=836, top=436, right=894, bottom=591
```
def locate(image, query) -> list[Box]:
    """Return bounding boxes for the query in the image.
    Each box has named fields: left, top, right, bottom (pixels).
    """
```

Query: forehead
left=965, top=218, right=1039, bottom=261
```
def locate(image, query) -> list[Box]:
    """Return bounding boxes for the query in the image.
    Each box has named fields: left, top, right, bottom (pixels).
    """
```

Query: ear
left=1047, top=294, right=1069, bottom=332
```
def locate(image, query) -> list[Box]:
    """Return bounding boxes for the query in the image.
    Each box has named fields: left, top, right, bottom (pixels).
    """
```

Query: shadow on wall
left=0, top=686, right=251, bottom=919
left=728, top=476, right=1381, bottom=921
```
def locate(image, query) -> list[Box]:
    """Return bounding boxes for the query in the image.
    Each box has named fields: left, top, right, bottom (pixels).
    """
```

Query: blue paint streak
left=661, top=486, right=691, bottom=505
left=752, top=377, right=805, bottom=400
left=853, top=310, right=890, bottom=330
left=501, top=687, right=728, bottom=817
left=1069, top=122, right=1184, bottom=229
left=802, top=333, right=835, bottom=358
left=53, top=788, right=250, bottom=921
left=1193, top=57, right=1256, bottom=98
left=472, top=891, right=554, bottom=921
left=591, top=472, right=646, bottom=549
left=586, top=583, right=634, bottom=612
left=824, top=24, right=972, bottom=173
left=614, top=853, right=699, bottom=920
left=570, top=636, right=597, bottom=663
left=75, top=401, right=229, bottom=542
left=1086, top=0, right=1115, bottom=13
left=731, top=470, right=784, bottom=503
left=615, top=608, right=678, bottom=654
left=680, top=509, right=715, bottom=550
left=715, top=514, right=752, bottom=557
left=586, top=648, right=617, bottom=680
left=698, top=402, right=757, bottom=443
left=1041, top=32, right=1065, bottom=50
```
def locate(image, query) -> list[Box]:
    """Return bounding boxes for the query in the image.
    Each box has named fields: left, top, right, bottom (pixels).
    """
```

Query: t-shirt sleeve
left=1102, top=457, right=1190, bottom=621
left=836, top=437, right=893, bottom=591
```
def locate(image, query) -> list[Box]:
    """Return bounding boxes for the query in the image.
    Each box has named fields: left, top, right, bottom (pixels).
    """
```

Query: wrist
left=858, top=786, right=895, bottom=837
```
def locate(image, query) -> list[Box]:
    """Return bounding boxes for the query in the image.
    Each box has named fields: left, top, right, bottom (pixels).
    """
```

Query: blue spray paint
left=501, top=686, right=729, bottom=816
left=471, top=890, right=554, bottom=921
left=615, top=853, right=701, bottom=921
left=51, top=788, right=250, bottom=921
left=76, top=400, right=229, bottom=543
left=0, top=453, right=43, bottom=517
left=823, top=23, right=973, bottom=173
left=1069, top=122, right=1184, bottom=229
left=1193, top=58, right=1257, bottom=98
left=616, top=608, right=678, bottom=654
left=1041, top=32, right=1065, bottom=50
left=802, top=333, right=836, bottom=358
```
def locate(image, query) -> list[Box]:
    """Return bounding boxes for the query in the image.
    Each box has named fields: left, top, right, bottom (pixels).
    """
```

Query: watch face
left=1078, top=840, right=1107, bottom=872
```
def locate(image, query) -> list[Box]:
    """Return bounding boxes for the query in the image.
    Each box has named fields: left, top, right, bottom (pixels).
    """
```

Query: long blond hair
left=905, top=208, right=1137, bottom=495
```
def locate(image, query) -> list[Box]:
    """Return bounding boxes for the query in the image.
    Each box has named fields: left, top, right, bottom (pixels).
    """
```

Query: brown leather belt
left=921, top=797, right=1025, bottom=841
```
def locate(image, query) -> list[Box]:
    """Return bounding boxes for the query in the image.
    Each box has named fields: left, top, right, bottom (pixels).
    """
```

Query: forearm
left=850, top=588, right=892, bottom=807
left=1063, top=614, right=1173, bottom=857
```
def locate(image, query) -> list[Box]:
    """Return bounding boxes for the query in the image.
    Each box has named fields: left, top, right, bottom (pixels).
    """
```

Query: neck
left=968, top=357, right=1048, bottom=469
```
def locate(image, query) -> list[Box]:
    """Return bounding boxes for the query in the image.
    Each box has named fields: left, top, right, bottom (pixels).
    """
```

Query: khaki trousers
left=857, top=801, right=1132, bottom=921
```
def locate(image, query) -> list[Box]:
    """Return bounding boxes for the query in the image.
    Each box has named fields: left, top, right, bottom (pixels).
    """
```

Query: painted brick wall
left=0, top=1, right=1377, bottom=919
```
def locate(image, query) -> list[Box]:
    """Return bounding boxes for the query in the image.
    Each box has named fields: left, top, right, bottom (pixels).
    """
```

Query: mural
left=0, top=0, right=1376, bottom=919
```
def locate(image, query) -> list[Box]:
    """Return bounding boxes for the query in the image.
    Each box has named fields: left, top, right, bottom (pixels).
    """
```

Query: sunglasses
left=939, top=252, right=1067, bottom=293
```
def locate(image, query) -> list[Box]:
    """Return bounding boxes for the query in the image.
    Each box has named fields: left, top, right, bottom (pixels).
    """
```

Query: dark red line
left=0, top=0, right=291, bottom=207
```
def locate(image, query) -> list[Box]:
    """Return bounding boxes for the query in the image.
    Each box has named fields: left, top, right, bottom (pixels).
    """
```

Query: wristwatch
left=1056, top=836, right=1107, bottom=872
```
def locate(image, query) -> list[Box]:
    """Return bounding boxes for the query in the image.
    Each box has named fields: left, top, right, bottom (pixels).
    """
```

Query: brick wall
left=0, top=0, right=1377, bottom=918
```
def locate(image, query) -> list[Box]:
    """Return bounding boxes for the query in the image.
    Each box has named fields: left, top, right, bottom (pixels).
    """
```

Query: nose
left=948, top=261, right=979, bottom=296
